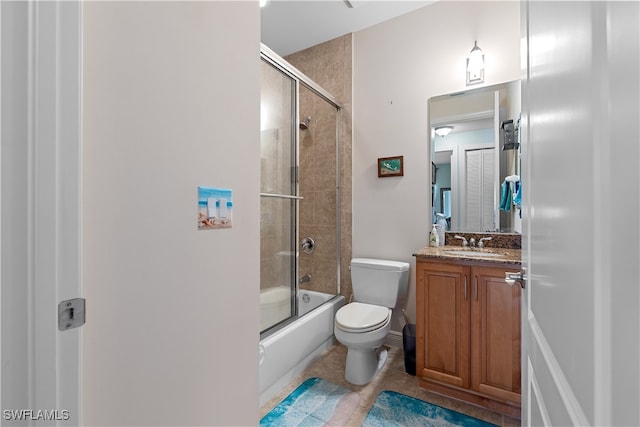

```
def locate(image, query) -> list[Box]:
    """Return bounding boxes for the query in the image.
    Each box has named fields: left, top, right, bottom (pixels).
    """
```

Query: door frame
left=1, top=1, right=82, bottom=424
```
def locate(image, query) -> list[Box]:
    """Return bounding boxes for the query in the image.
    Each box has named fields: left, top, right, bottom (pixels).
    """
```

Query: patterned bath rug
left=260, top=377, right=360, bottom=427
left=362, top=390, right=498, bottom=427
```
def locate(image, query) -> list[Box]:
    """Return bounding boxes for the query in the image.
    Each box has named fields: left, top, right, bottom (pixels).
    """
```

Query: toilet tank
left=350, top=258, right=410, bottom=308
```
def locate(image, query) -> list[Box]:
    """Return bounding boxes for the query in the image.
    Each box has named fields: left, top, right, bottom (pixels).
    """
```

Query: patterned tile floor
left=260, top=344, right=521, bottom=427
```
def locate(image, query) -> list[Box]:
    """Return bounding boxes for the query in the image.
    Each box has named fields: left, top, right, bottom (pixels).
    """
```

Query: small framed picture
left=377, top=156, right=404, bottom=178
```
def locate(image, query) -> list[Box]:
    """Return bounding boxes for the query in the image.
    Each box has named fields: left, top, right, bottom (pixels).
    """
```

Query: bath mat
left=362, top=390, right=498, bottom=427
left=260, top=377, right=360, bottom=427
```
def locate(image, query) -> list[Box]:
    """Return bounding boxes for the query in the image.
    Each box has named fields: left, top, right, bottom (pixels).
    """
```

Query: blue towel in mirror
left=499, top=180, right=512, bottom=211
left=513, top=181, right=521, bottom=207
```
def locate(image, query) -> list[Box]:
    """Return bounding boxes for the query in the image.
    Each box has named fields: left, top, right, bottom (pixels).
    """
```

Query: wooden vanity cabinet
left=416, top=258, right=521, bottom=417
left=416, top=261, right=471, bottom=389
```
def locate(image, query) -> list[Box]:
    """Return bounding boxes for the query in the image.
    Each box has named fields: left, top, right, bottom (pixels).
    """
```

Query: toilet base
left=344, top=347, right=388, bottom=385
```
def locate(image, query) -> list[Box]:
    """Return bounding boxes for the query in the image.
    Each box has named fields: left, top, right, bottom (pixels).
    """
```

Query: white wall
left=353, top=1, right=520, bottom=327
left=82, top=2, right=260, bottom=426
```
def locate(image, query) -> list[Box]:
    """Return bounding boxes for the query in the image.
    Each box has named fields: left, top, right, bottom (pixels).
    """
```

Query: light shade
left=435, top=126, right=454, bottom=137
left=466, top=40, right=485, bottom=85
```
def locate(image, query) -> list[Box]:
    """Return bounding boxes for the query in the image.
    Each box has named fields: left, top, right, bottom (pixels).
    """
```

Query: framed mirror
left=429, top=80, right=521, bottom=233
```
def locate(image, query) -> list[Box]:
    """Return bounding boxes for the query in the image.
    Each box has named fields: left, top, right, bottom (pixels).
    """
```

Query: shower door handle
left=260, top=193, right=304, bottom=200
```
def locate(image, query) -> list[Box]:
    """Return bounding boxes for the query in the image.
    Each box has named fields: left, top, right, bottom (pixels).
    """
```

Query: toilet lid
left=336, top=302, right=391, bottom=333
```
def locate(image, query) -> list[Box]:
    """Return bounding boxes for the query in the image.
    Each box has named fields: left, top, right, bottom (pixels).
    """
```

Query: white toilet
left=334, top=258, right=410, bottom=385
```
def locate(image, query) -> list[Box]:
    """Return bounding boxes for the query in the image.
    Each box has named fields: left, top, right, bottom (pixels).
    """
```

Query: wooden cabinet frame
left=416, top=257, right=521, bottom=418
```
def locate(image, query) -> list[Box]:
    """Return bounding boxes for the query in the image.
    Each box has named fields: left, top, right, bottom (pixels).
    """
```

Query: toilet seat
left=335, top=302, right=391, bottom=333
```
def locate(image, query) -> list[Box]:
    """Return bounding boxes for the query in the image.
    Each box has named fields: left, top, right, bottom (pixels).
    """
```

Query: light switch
left=207, top=197, right=217, bottom=218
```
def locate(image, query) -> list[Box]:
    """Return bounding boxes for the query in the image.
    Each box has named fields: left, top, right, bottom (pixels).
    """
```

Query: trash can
left=402, top=323, right=416, bottom=376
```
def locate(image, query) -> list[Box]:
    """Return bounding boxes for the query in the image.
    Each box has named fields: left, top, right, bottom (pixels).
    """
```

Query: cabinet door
left=471, top=266, right=521, bottom=403
left=417, top=261, right=470, bottom=388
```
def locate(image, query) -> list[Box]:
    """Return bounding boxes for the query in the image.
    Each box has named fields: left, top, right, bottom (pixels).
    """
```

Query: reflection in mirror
left=430, top=81, right=521, bottom=233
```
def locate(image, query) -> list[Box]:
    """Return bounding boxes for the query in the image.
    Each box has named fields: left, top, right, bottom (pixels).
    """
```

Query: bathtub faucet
left=301, top=237, right=315, bottom=254
left=299, top=274, right=312, bottom=284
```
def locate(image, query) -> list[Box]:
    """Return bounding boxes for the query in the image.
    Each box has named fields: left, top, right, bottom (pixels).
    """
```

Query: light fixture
left=466, top=40, right=485, bottom=86
left=434, top=126, right=454, bottom=137
left=260, top=0, right=268, bottom=7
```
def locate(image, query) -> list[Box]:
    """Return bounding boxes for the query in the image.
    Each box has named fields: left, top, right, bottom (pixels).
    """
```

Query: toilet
left=334, top=258, right=410, bottom=385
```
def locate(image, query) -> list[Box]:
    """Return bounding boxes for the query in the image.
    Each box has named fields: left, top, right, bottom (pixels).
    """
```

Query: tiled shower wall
left=297, top=86, right=339, bottom=295
left=286, top=34, right=353, bottom=301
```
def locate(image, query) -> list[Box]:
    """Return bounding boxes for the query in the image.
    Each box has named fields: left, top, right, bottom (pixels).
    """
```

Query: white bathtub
left=259, top=290, right=344, bottom=406
left=260, top=286, right=291, bottom=332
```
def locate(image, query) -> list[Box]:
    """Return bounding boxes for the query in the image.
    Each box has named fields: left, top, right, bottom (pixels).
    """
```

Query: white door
left=463, top=147, right=495, bottom=232
left=521, top=1, right=639, bottom=425
left=1, top=1, right=82, bottom=425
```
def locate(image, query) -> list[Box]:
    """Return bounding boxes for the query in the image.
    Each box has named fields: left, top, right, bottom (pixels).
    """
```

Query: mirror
left=430, top=80, right=521, bottom=233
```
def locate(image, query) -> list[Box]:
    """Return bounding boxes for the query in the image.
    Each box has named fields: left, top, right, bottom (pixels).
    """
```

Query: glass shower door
left=259, top=58, right=298, bottom=333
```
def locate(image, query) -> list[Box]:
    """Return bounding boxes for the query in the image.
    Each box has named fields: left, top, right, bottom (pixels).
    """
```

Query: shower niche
left=259, top=45, right=342, bottom=336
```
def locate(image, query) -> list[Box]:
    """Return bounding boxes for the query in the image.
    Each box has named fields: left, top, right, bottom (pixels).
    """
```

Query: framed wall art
left=377, top=155, right=404, bottom=178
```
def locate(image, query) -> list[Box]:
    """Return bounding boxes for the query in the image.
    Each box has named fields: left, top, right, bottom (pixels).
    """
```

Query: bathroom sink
left=443, top=250, right=505, bottom=258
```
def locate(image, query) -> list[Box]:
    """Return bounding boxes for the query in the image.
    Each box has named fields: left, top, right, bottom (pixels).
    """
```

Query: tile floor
left=259, top=343, right=521, bottom=426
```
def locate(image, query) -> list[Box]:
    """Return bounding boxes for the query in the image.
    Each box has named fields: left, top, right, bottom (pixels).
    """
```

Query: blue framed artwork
left=378, top=155, right=404, bottom=178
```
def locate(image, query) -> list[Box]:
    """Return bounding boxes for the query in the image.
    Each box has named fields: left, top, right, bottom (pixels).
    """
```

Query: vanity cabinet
left=416, top=257, right=521, bottom=417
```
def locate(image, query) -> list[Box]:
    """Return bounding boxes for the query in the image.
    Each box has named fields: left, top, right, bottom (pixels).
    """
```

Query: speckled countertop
left=413, top=245, right=522, bottom=265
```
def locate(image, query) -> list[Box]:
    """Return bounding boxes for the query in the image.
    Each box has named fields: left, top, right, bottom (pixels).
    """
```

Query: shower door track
left=260, top=44, right=341, bottom=109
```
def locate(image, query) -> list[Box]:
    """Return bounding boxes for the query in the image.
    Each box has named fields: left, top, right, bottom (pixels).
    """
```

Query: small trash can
left=402, top=323, right=416, bottom=376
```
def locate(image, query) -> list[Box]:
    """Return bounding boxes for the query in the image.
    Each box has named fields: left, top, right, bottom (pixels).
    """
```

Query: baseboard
left=384, top=330, right=403, bottom=349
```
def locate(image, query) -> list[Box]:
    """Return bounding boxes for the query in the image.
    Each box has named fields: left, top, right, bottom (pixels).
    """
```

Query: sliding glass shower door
left=259, top=45, right=342, bottom=336
left=259, top=57, right=298, bottom=333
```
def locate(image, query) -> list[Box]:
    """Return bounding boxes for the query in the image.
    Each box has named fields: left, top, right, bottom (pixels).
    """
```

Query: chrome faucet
left=454, top=235, right=468, bottom=247
left=478, top=237, right=493, bottom=248
left=469, top=237, right=476, bottom=247
left=301, top=237, right=315, bottom=254
left=299, top=274, right=312, bottom=284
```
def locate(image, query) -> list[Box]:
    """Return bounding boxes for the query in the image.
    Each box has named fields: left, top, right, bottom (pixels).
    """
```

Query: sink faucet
left=469, top=237, right=476, bottom=247
left=478, top=237, right=493, bottom=248
left=454, top=235, right=468, bottom=247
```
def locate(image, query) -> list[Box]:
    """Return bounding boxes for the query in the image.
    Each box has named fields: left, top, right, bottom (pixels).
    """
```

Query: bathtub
left=260, top=286, right=291, bottom=332
left=259, top=290, right=344, bottom=406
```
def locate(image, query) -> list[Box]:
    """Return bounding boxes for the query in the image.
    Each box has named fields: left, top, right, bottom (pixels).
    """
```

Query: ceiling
left=261, top=0, right=435, bottom=57
left=432, top=117, right=494, bottom=165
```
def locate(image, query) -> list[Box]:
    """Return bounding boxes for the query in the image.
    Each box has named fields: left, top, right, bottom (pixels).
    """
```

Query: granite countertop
left=413, top=245, right=522, bottom=265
